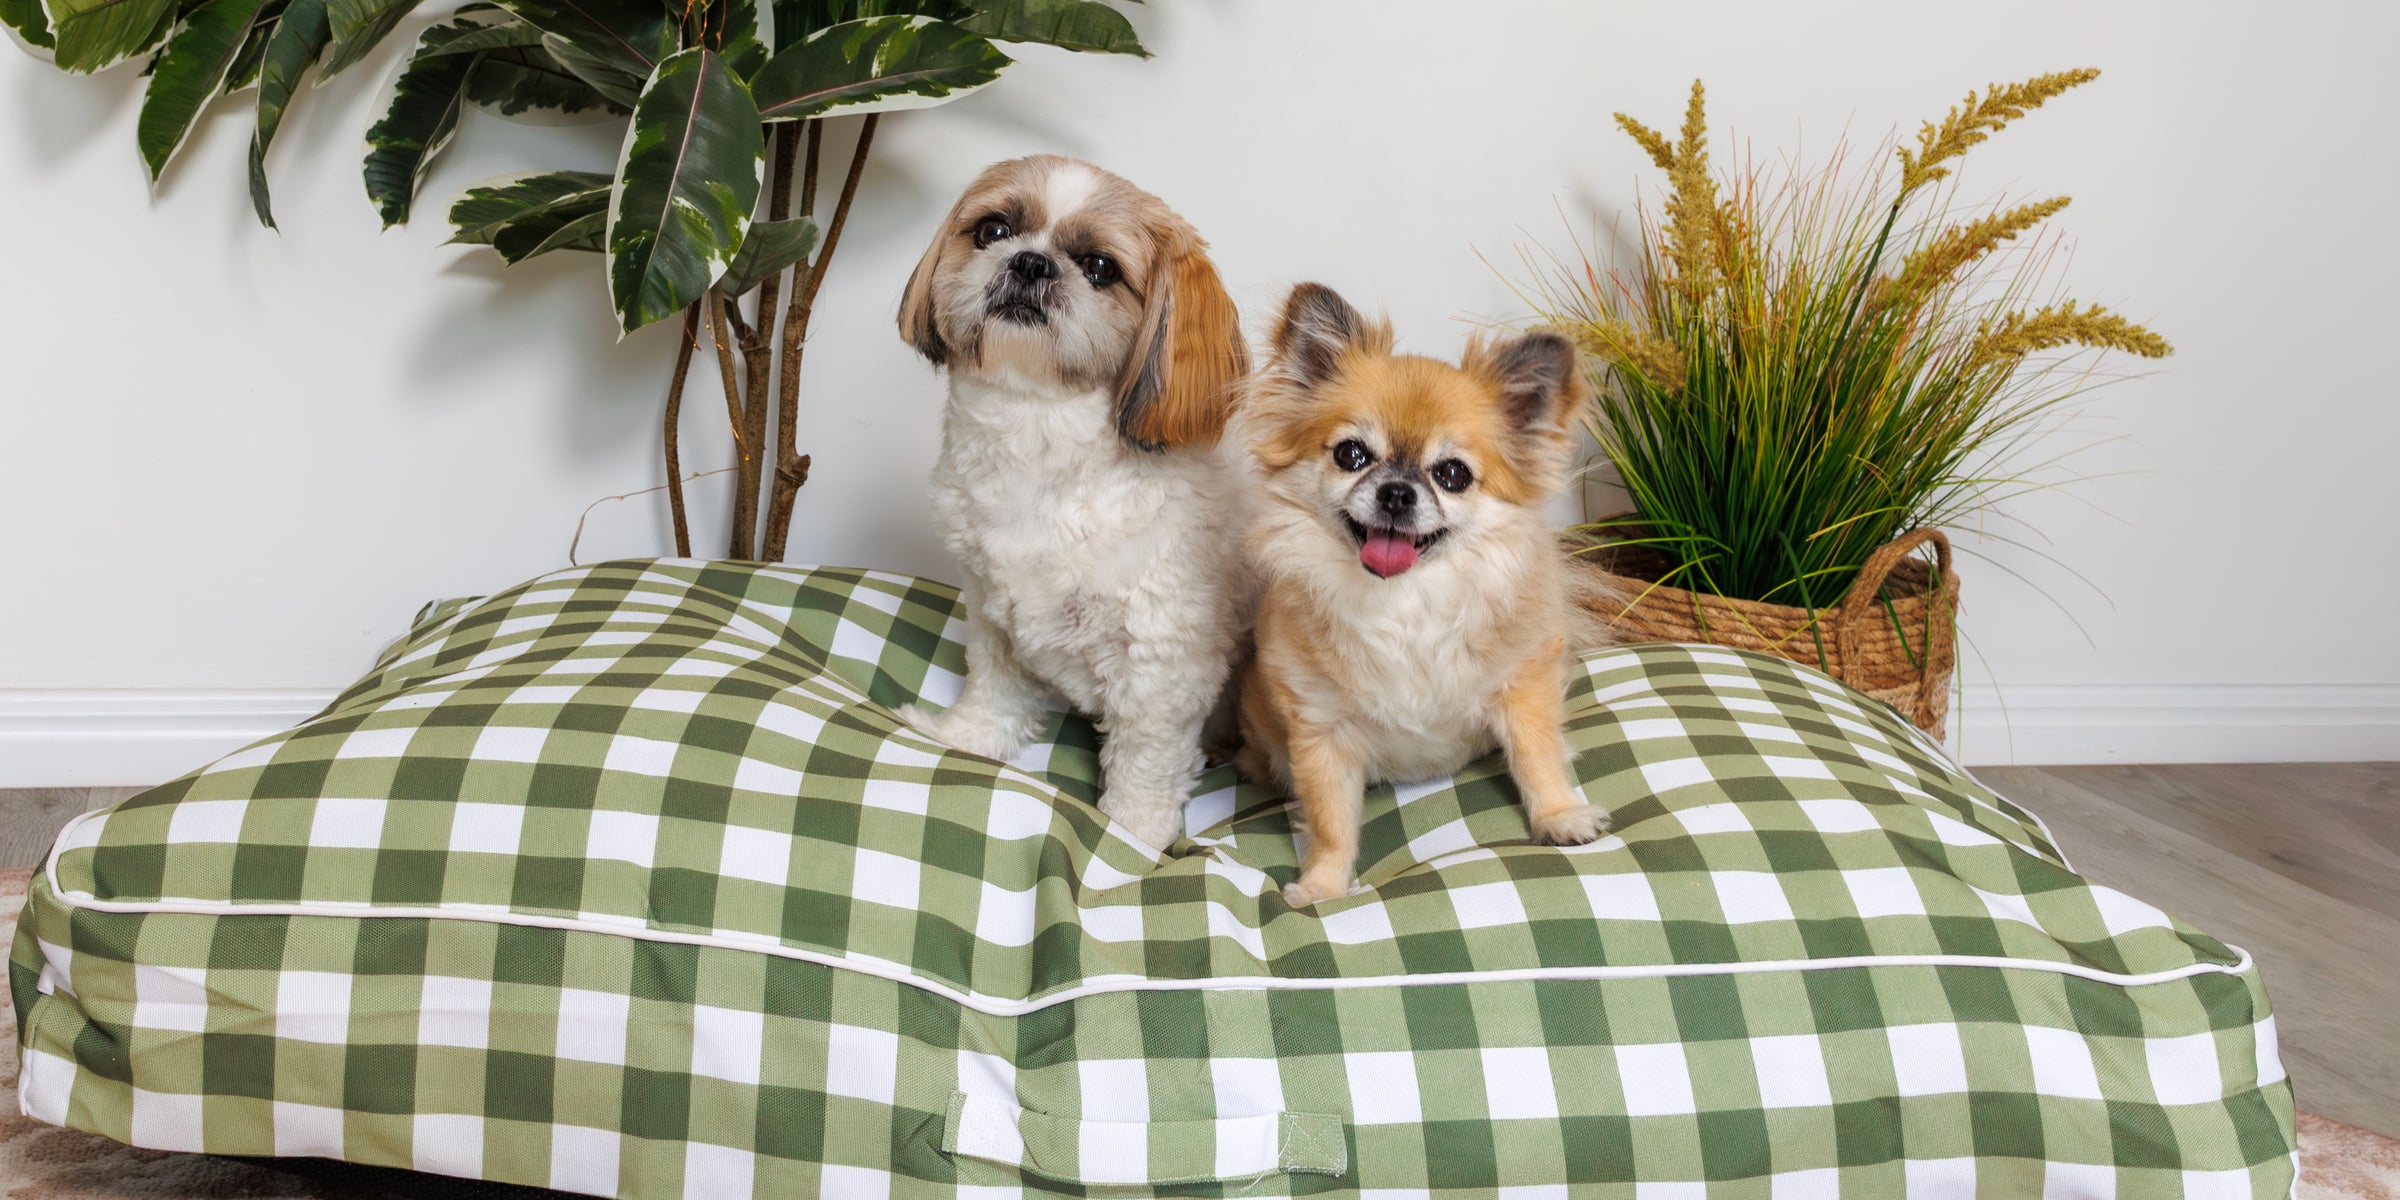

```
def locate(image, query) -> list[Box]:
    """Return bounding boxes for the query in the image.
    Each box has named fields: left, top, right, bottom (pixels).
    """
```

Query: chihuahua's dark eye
left=1431, top=458, right=1474, bottom=493
left=973, top=216, right=1012, bottom=249
left=1079, top=254, right=1121, bottom=287
left=1332, top=439, right=1373, bottom=472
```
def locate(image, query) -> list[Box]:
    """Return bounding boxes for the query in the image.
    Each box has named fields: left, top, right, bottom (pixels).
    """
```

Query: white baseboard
left=0, top=691, right=339, bottom=787
left=1949, top=683, right=2400, bottom=766
left=3, top=684, right=2394, bottom=787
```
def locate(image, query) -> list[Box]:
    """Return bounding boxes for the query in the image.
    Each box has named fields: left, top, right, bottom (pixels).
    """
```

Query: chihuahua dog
left=1235, top=283, right=1613, bottom=906
left=894, top=156, right=1250, bottom=851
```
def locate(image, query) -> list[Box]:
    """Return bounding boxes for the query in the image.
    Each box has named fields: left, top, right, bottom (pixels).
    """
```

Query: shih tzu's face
left=899, top=156, right=1248, bottom=450
left=1245, top=284, right=1584, bottom=579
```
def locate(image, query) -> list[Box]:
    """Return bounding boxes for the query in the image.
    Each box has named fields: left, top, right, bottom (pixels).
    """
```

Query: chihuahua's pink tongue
left=1360, top=533, right=1419, bottom=578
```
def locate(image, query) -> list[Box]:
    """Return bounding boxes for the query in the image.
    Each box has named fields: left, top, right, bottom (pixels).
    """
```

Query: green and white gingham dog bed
left=12, top=561, right=2296, bottom=1197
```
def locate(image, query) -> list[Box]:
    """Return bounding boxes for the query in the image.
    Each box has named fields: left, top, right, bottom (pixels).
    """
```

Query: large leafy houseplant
left=7, top=0, right=1148, bottom=559
left=1515, top=69, right=2171, bottom=641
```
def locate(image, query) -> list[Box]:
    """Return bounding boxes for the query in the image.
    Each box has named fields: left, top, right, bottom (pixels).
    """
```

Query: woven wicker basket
left=1573, top=514, right=1958, bottom=737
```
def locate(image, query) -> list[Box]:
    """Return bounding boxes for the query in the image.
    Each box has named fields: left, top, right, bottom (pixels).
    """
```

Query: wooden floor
left=4, top=765, right=2396, bottom=1137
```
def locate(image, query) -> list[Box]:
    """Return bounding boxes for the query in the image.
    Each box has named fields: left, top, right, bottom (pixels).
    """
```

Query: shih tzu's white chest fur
left=927, top=376, right=1244, bottom=715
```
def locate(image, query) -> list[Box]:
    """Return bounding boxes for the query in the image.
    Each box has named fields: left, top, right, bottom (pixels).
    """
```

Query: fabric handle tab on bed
left=940, top=1092, right=1348, bottom=1184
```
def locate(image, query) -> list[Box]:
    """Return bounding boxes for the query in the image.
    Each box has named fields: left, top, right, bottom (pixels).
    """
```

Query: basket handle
left=1833, top=527, right=1952, bottom=726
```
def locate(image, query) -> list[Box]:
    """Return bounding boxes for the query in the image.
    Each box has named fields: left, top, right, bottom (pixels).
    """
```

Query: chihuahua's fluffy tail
left=1561, top=550, right=1631, bottom=654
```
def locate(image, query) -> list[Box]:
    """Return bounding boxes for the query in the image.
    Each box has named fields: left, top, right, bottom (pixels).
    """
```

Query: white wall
left=4, top=0, right=2396, bottom=781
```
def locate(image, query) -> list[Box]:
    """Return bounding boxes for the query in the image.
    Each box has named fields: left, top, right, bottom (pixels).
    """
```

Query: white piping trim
left=40, top=812, right=2255, bottom=1019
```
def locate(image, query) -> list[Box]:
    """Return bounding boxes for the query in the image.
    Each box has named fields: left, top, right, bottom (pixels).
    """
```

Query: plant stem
left=661, top=303, right=700, bottom=557
left=761, top=114, right=875, bottom=558
left=705, top=287, right=752, bottom=557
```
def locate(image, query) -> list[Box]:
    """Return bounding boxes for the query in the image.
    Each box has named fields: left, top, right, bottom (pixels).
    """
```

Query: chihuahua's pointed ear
left=897, top=204, right=955, bottom=364
left=1271, top=282, right=1375, bottom=386
left=1472, top=330, right=1586, bottom=432
left=1115, top=233, right=1249, bottom=451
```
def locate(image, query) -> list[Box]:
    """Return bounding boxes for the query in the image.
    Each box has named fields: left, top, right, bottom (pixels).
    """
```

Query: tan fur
left=1117, top=236, right=1249, bottom=449
left=1234, top=284, right=1612, bottom=907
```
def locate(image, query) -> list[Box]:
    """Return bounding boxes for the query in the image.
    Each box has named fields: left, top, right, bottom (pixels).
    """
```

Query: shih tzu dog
left=1234, top=283, right=1616, bottom=907
left=894, top=155, right=1251, bottom=851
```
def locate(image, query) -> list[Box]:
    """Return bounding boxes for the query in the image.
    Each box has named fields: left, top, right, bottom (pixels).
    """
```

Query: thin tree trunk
left=661, top=304, right=701, bottom=557
left=761, top=114, right=877, bottom=557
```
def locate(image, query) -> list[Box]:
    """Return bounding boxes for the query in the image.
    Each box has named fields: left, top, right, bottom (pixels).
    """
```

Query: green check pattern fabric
left=12, top=560, right=2297, bottom=1197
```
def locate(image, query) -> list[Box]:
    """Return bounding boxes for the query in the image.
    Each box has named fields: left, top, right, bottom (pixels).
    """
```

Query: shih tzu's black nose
left=1377, top=482, right=1416, bottom=516
left=1007, top=251, right=1055, bottom=283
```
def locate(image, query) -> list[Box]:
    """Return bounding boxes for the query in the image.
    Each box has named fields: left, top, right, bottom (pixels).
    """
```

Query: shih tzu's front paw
left=1097, top=789, right=1186, bottom=852
left=894, top=702, right=1028, bottom=763
left=1530, top=803, right=1612, bottom=846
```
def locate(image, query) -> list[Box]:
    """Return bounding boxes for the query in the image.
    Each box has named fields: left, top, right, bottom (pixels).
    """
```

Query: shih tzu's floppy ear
left=1269, top=282, right=1391, bottom=386
left=1114, top=228, right=1249, bottom=451
left=896, top=196, right=960, bottom=364
left=1466, top=329, right=1586, bottom=433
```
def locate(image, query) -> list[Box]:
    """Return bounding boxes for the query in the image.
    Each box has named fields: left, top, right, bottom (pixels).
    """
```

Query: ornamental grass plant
left=1516, top=70, right=2171, bottom=627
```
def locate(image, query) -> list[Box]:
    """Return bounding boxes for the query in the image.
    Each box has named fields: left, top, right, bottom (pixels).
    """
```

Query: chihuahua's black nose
left=1007, top=251, right=1055, bottom=283
left=1377, top=482, right=1416, bottom=517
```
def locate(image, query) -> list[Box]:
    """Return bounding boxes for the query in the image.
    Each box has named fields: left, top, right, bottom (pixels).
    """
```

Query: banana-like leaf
left=751, top=15, right=1005, bottom=123
left=447, top=168, right=611, bottom=242
left=718, top=214, right=815, bottom=295
left=314, top=0, right=409, bottom=79
left=536, top=30, right=640, bottom=106
left=468, top=42, right=622, bottom=116
left=772, top=0, right=961, bottom=49
left=605, top=47, right=763, bottom=334
left=136, top=0, right=267, bottom=180
left=41, top=0, right=176, bottom=71
left=4, top=0, right=56, bottom=52
left=360, top=17, right=484, bottom=227
left=497, top=206, right=602, bottom=261
left=958, top=0, right=1141, bottom=56
left=244, top=0, right=326, bottom=226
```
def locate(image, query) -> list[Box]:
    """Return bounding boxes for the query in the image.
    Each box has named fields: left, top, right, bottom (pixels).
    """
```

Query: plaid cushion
left=12, top=560, right=2298, bottom=1196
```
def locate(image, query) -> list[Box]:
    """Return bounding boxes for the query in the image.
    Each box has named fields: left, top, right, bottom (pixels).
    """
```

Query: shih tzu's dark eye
left=1431, top=458, right=1474, bottom=493
left=972, top=216, right=1012, bottom=248
left=1332, top=439, right=1373, bottom=472
left=1079, top=254, right=1121, bottom=287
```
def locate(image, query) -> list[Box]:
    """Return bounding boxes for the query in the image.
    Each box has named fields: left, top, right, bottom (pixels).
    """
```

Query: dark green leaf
left=136, top=0, right=267, bottom=180
left=218, top=8, right=272, bottom=89
left=484, top=0, right=668, bottom=87
left=536, top=30, right=642, bottom=106
left=410, top=15, right=540, bottom=54
left=447, top=168, right=611, bottom=242
left=360, top=17, right=483, bottom=228
left=718, top=214, right=815, bottom=295
left=42, top=0, right=176, bottom=71
left=771, top=0, right=960, bottom=49
left=606, top=47, right=763, bottom=333
left=751, top=15, right=1006, bottom=123
left=468, top=41, right=623, bottom=116
left=958, top=0, right=1141, bottom=56
left=315, top=0, right=410, bottom=78
left=245, top=0, right=327, bottom=226
left=5, top=0, right=57, bottom=52
left=497, top=206, right=602, bottom=260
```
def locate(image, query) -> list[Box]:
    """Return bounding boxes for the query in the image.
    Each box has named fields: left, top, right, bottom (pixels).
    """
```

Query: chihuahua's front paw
left=1098, top=790, right=1186, bottom=852
left=1281, top=873, right=1353, bottom=909
left=1531, top=803, right=1612, bottom=846
left=895, top=702, right=1027, bottom=763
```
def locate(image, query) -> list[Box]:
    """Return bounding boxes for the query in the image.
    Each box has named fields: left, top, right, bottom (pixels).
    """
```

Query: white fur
left=901, top=374, right=1249, bottom=850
